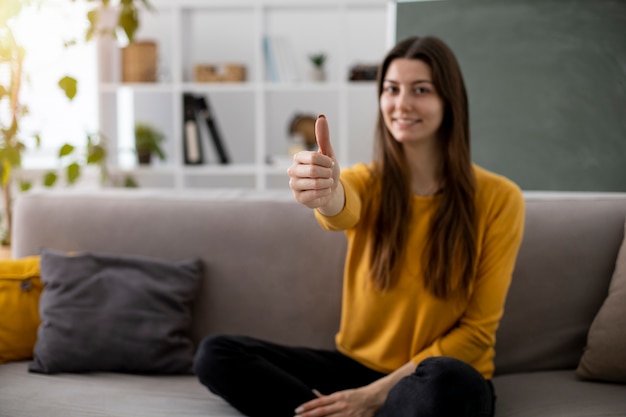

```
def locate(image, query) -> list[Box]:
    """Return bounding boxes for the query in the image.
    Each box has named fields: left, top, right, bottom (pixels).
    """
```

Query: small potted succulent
left=308, top=52, right=327, bottom=82
left=134, top=122, right=166, bottom=165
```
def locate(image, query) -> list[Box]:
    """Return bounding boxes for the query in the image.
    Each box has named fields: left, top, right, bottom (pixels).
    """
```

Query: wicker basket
left=122, top=41, right=158, bottom=83
left=194, top=63, right=246, bottom=83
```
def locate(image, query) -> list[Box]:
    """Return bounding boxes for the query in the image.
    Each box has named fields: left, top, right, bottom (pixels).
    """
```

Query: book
left=263, top=34, right=279, bottom=82
left=262, top=35, right=299, bottom=83
left=182, top=93, right=204, bottom=165
left=194, top=95, right=231, bottom=164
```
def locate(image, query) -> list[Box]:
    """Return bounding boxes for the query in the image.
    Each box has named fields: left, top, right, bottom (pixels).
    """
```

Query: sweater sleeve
left=410, top=181, right=525, bottom=369
left=314, top=163, right=371, bottom=231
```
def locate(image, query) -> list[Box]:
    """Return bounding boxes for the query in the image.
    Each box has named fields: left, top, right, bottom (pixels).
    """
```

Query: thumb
left=315, top=114, right=335, bottom=158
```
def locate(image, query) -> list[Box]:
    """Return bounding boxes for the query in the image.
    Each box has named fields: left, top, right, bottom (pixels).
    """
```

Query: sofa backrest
left=12, top=190, right=347, bottom=351
left=494, top=194, right=626, bottom=375
left=11, top=190, right=626, bottom=374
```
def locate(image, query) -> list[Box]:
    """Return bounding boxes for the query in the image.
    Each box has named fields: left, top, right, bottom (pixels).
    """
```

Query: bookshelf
left=97, top=0, right=391, bottom=191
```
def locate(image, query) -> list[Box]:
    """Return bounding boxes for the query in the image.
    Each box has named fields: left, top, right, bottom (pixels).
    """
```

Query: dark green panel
left=396, top=0, right=626, bottom=191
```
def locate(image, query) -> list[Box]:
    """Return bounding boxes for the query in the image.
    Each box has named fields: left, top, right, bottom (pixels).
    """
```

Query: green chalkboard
left=396, top=0, right=626, bottom=191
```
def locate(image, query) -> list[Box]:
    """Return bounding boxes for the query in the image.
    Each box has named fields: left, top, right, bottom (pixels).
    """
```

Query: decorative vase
left=309, top=66, right=326, bottom=82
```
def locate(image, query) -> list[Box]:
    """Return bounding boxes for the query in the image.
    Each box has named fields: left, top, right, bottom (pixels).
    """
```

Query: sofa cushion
left=492, top=370, right=626, bottom=417
left=29, top=249, right=203, bottom=374
left=0, top=257, right=42, bottom=363
left=576, top=221, right=626, bottom=383
left=0, top=361, right=242, bottom=417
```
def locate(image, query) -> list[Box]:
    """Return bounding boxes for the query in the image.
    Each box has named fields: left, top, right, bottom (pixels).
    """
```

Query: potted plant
left=0, top=0, right=152, bottom=245
left=134, top=122, right=166, bottom=165
left=308, top=52, right=327, bottom=82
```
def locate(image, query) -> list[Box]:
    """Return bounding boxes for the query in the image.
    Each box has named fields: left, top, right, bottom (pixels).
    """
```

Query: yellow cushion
left=0, top=256, right=42, bottom=363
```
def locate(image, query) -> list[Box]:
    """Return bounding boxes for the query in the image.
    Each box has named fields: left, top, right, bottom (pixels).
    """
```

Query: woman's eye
left=415, top=87, right=429, bottom=94
left=384, top=86, right=398, bottom=93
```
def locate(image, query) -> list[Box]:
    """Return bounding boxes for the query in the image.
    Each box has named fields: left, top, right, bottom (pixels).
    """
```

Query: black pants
left=193, top=334, right=495, bottom=417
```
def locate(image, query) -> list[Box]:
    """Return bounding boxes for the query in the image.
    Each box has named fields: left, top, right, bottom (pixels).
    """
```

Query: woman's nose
left=397, top=90, right=413, bottom=111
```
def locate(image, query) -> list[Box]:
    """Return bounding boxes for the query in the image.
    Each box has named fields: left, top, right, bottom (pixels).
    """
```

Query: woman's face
left=380, top=58, right=444, bottom=146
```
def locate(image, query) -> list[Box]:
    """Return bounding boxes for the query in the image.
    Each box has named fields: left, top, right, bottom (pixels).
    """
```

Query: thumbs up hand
left=315, top=113, right=335, bottom=159
left=288, top=115, right=343, bottom=213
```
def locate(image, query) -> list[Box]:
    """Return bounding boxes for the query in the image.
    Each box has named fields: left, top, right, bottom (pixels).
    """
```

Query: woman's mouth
left=393, top=117, right=421, bottom=128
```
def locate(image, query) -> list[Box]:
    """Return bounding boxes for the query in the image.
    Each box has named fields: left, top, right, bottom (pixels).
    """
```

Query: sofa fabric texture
left=0, top=190, right=625, bottom=417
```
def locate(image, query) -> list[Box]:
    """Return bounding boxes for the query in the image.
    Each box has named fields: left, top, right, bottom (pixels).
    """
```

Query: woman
left=194, top=35, right=525, bottom=417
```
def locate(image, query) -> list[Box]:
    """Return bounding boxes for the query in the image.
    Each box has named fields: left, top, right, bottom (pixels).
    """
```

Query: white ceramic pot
left=309, top=67, right=326, bottom=82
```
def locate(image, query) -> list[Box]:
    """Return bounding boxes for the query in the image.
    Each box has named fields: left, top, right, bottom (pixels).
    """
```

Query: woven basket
left=194, top=63, right=246, bottom=83
left=122, top=41, right=158, bottom=83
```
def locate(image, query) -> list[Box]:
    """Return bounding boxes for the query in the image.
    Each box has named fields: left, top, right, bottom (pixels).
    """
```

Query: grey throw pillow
left=576, top=222, right=626, bottom=383
left=29, top=249, right=203, bottom=374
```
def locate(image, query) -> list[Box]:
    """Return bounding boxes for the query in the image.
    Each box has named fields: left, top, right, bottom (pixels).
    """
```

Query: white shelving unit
left=97, top=0, right=391, bottom=190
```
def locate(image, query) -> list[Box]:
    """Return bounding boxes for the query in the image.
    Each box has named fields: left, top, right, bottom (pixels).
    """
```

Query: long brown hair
left=369, top=36, right=477, bottom=298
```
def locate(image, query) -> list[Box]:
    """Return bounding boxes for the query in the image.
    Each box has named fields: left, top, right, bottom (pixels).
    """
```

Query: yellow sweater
left=315, top=163, right=525, bottom=379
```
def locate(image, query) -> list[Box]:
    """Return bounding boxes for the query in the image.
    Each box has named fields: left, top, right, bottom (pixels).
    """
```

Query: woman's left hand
left=294, top=386, right=381, bottom=417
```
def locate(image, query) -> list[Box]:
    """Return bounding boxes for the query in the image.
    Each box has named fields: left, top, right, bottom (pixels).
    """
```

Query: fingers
left=315, top=114, right=335, bottom=158
left=288, top=150, right=335, bottom=208
left=295, top=397, right=343, bottom=417
left=288, top=115, right=339, bottom=210
left=295, top=392, right=345, bottom=417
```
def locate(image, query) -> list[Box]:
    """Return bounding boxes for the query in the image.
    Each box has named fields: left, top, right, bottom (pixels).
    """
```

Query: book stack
left=263, top=35, right=300, bottom=83
left=182, top=93, right=231, bottom=165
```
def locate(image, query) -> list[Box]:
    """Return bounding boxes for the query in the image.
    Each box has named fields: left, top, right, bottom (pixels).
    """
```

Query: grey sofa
left=1, top=189, right=625, bottom=417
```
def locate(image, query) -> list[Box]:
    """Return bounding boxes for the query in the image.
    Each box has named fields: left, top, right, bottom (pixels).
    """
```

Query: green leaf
left=58, top=143, right=75, bottom=158
left=124, top=175, right=139, bottom=188
left=43, top=172, right=58, bottom=187
left=87, top=144, right=106, bottom=164
left=86, top=8, right=98, bottom=27
left=3, top=144, right=22, bottom=167
left=58, top=76, right=78, bottom=100
left=34, top=133, right=42, bottom=148
left=66, top=162, right=80, bottom=185
left=85, top=9, right=98, bottom=41
left=19, top=180, right=32, bottom=192
left=118, top=4, right=139, bottom=42
left=85, top=26, right=95, bottom=42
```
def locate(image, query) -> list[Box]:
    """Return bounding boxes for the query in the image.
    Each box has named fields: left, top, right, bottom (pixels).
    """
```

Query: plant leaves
left=85, top=8, right=98, bottom=42
left=118, top=4, right=139, bottom=42
left=58, top=143, right=75, bottom=158
left=3, top=144, right=22, bottom=167
left=58, top=76, right=78, bottom=100
left=19, top=180, right=32, bottom=192
left=124, top=175, right=139, bottom=188
left=87, top=144, right=106, bottom=164
left=66, top=162, right=80, bottom=185
left=43, top=172, right=58, bottom=187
